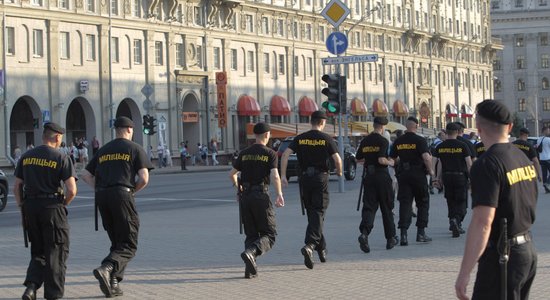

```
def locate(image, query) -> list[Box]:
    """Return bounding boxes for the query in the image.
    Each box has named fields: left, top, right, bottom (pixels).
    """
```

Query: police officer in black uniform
left=513, top=127, right=543, bottom=182
left=456, top=100, right=537, bottom=299
left=281, top=110, right=342, bottom=269
left=229, top=123, right=285, bottom=279
left=14, top=122, right=77, bottom=300
left=389, top=116, right=434, bottom=245
left=355, top=116, right=398, bottom=253
left=81, top=116, right=153, bottom=298
left=455, top=122, right=476, bottom=161
left=433, top=122, right=472, bottom=238
left=475, top=141, right=486, bottom=157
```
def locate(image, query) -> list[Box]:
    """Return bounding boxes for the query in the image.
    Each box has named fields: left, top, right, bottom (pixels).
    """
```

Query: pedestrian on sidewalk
left=80, top=116, right=154, bottom=298
left=229, top=122, right=285, bottom=279
left=456, top=100, right=537, bottom=300
left=180, top=142, right=188, bottom=170
left=157, top=143, right=164, bottom=168
left=210, top=138, right=219, bottom=166
left=355, top=116, right=398, bottom=253
left=281, top=110, right=342, bottom=269
left=92, top=136, right=100, bottom=157
left=14, top=122, right=77, bottom=300
left=536, top=127, right=550, bottom=193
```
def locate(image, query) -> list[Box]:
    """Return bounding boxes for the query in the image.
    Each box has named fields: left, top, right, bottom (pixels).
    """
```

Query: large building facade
left=0, top=0, right=498, bottom=166
left=491, top=0, right=550, bottom=135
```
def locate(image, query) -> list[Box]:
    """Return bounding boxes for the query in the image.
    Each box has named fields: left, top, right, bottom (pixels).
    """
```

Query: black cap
left=446, top=122, right=460, bottom=131
left=373, top=116, right=389, bottom=125
left=311, top=110, right=328, bottom=120
left=519, top=127, right=530, bottom=135
left=476, top=99, right=513, bottom=125
left=253, top=122, right=270, bottom=134
left=407, top=116, right=419, bottom=124
left=43, top=122, right=65, bottom=134
left=114, top=116, right=134, bottom=128
left=454, top=122, right=466, bottom=129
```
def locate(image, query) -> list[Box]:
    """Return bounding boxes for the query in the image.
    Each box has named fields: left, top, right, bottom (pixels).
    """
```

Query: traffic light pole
left=334, top=27, right=345, bottom=193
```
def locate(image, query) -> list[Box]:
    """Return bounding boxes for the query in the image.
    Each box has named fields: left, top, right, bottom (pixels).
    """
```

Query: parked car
left=0, top=169, right=8, bottom=212
left=277, top=137, right=357, bottom=181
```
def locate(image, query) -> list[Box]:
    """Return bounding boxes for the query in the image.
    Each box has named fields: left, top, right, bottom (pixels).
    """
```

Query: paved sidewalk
left=1, top=180, right=549, bottom=299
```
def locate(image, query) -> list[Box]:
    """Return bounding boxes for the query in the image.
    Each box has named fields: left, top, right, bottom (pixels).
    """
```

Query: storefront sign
left=216, top=72, right=228, bottom=128
left=182, top=112, right=199, bottom=123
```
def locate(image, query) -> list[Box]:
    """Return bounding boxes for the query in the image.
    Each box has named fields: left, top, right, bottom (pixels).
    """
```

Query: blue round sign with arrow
left=326, top=32, right=348, bottom=55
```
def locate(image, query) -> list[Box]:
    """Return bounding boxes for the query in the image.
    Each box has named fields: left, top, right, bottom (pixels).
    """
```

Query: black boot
left=457, top=221, right=466, bottom=234
left=301, top=244, right=315, bottom=269
left=22, top=282, right=37, bottom=300
left=450, top=218, right=460, bottom=238
left=400, top=229, right=408, bottom=246
left=358, top=233, right=370, bottom=253
left=386, top=236, right=398, bottom=250
left=317, top=248, right=327, bottom=263
left=416, top=228, right=433, bottom=242
left=241, top=247, right=258, bottom=278
left=110, top=276, right=123, bottom=297
left=93, top=262, right=114, bottom=297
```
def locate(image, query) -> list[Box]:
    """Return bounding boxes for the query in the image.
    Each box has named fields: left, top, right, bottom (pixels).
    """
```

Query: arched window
left=517, top=79, right=525, bottom=91
left=543, top=77, right=549, bottom=90
left=518, top=98, right=526, bottom=112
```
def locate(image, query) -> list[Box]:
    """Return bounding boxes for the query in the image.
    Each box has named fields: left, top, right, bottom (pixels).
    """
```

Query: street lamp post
left=454, top=35, right=478, bottom=124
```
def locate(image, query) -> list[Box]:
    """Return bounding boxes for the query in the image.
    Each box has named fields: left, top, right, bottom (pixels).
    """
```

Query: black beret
left=407, top=116, right=419, bottom=124
left=373, top=116, right=388, bottom=125
left=114, top=116, right=134, bottom=128
left=454, top=122, right=466, bottom=129
left=43, top=122, right=65, bottom=134
left=519, top=127, right=530, bottom=135
left=253, top=122, right=270, bottom=134
left=476, top=99, right=513, bottom=125
left=446, top=122, right=460, bottom=131
left=311, top=110, right=328, bottom=120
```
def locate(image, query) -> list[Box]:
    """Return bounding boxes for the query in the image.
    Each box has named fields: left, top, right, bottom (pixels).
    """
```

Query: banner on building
left=182, top=112, right=199, bottom=123
left=216, top=71, right=228, bottom=128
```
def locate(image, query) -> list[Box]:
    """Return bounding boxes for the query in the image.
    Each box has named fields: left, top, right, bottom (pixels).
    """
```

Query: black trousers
left=396, top=170, right=430, bottom=229
left=442, top=173, right=468, bottom=222
left=96, top=188, right=139, bottom=282
left=24, top=200, right=69, bottom=299
left=180, top=154, right=187, bottom=170
left=540, top=160, right=550, bottom=185
left=359, top=171, right=396, bottom=239
left=473, top=241, right=537, bottom=300
left=241, top=190, right=276, bottom=255
left=299, top=173, right=329, bottom=250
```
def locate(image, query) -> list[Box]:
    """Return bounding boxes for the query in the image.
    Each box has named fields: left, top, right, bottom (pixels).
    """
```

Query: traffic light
left=142, top=114, right=157, bottom=135
left=321, top=74, right=346, bottom=114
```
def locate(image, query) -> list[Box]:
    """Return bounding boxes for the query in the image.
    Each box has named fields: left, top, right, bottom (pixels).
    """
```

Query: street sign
left=322, top=54, right=379, bottom=65
left=326, top=32, right=348, bottom=55
left=141, top=84, right=153, bottom=98
left=321, top=0, right=350, bottom=28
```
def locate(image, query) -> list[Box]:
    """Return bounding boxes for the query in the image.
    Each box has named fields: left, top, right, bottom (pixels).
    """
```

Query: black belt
left=25, top=193, right=62, bottom=199
left=96, top=186, right=133, bottom=193
left=301, top=167, right=328, bottom=177
left=488, top=233, right=532, bottom=248
left=443, top=171, right=465, bottom=175
left=241, top=183, right=268, bottom=193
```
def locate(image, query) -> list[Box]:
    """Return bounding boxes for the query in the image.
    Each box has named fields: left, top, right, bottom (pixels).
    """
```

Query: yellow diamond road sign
left=321, top=0, right=351, bottom=28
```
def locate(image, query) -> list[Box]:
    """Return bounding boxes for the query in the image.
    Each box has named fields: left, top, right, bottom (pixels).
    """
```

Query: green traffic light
left=143, top=128, right=150, bottom=135
left=322, top=101, right=338, bottom=113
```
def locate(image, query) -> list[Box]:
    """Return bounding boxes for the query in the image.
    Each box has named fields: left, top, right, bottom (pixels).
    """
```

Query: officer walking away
left=281, top=110, right=342, bottom=269
left=513, top=127, right=543, bottom=183
left=80, top=116, right=154, bottom=298
left=456, top=100, right=537, bottom=299
left=537, top=127, right=550, bottom=192
left=355, top=117, right=398, bottom=253
left=13, top=122, right=77, bottom=300
left=433, top=122, right=472, bottom=238
left=229, top=123, right=285, bottom=279
left=455, top=122, right=477, bottom=161
left=389, top=116, right=434, bottom=246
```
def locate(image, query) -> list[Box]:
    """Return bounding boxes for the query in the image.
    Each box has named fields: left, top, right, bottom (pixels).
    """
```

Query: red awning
left=372, top=99, right=389, bottom=117
left=351, top=98, right=368, bottom=116
left=461, top=104, right=474, bottom=118
left=393, top=100, right=409, bottom=117
left=237, top=95, right=261, bottom=116
left=446, top=103, right=458, bottom=117
left=270, top=95, right=291, bottom=116
left=298, top=96, right=319, bottom=116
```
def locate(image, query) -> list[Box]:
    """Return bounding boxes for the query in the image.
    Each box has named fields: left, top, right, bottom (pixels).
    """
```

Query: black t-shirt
left=457, top=136, right=476, bottom=158
left=86, top=138, right=153, bottom=188
left=433, top=139, right=470, bottom=173
left=470, top=143, right=537, bottom=241
left=289, top=130, right=338, bottom=172
left=355, top=132, right=389, bottom=169
left=475, top=142, right=486, bottom=157
left=389, top=132, right=430, bottom=166
left=233, top=143, right=277, bottom=185
left=15, top=145, right=76, bottom=195
left=512, top=139, right=537, bottom=160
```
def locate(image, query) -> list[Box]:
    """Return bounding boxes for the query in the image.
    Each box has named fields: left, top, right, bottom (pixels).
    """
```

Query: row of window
left=6, top=0, right=142, bottom=17
left=518, top=97, right=550, bottom=112
left=493, top=55, right=550, bottom=70
left=494, top=78, right=550, bottom=92
left=492, top=0, right=548, bottom=9
left=513, top=33, right=549, bottom=47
